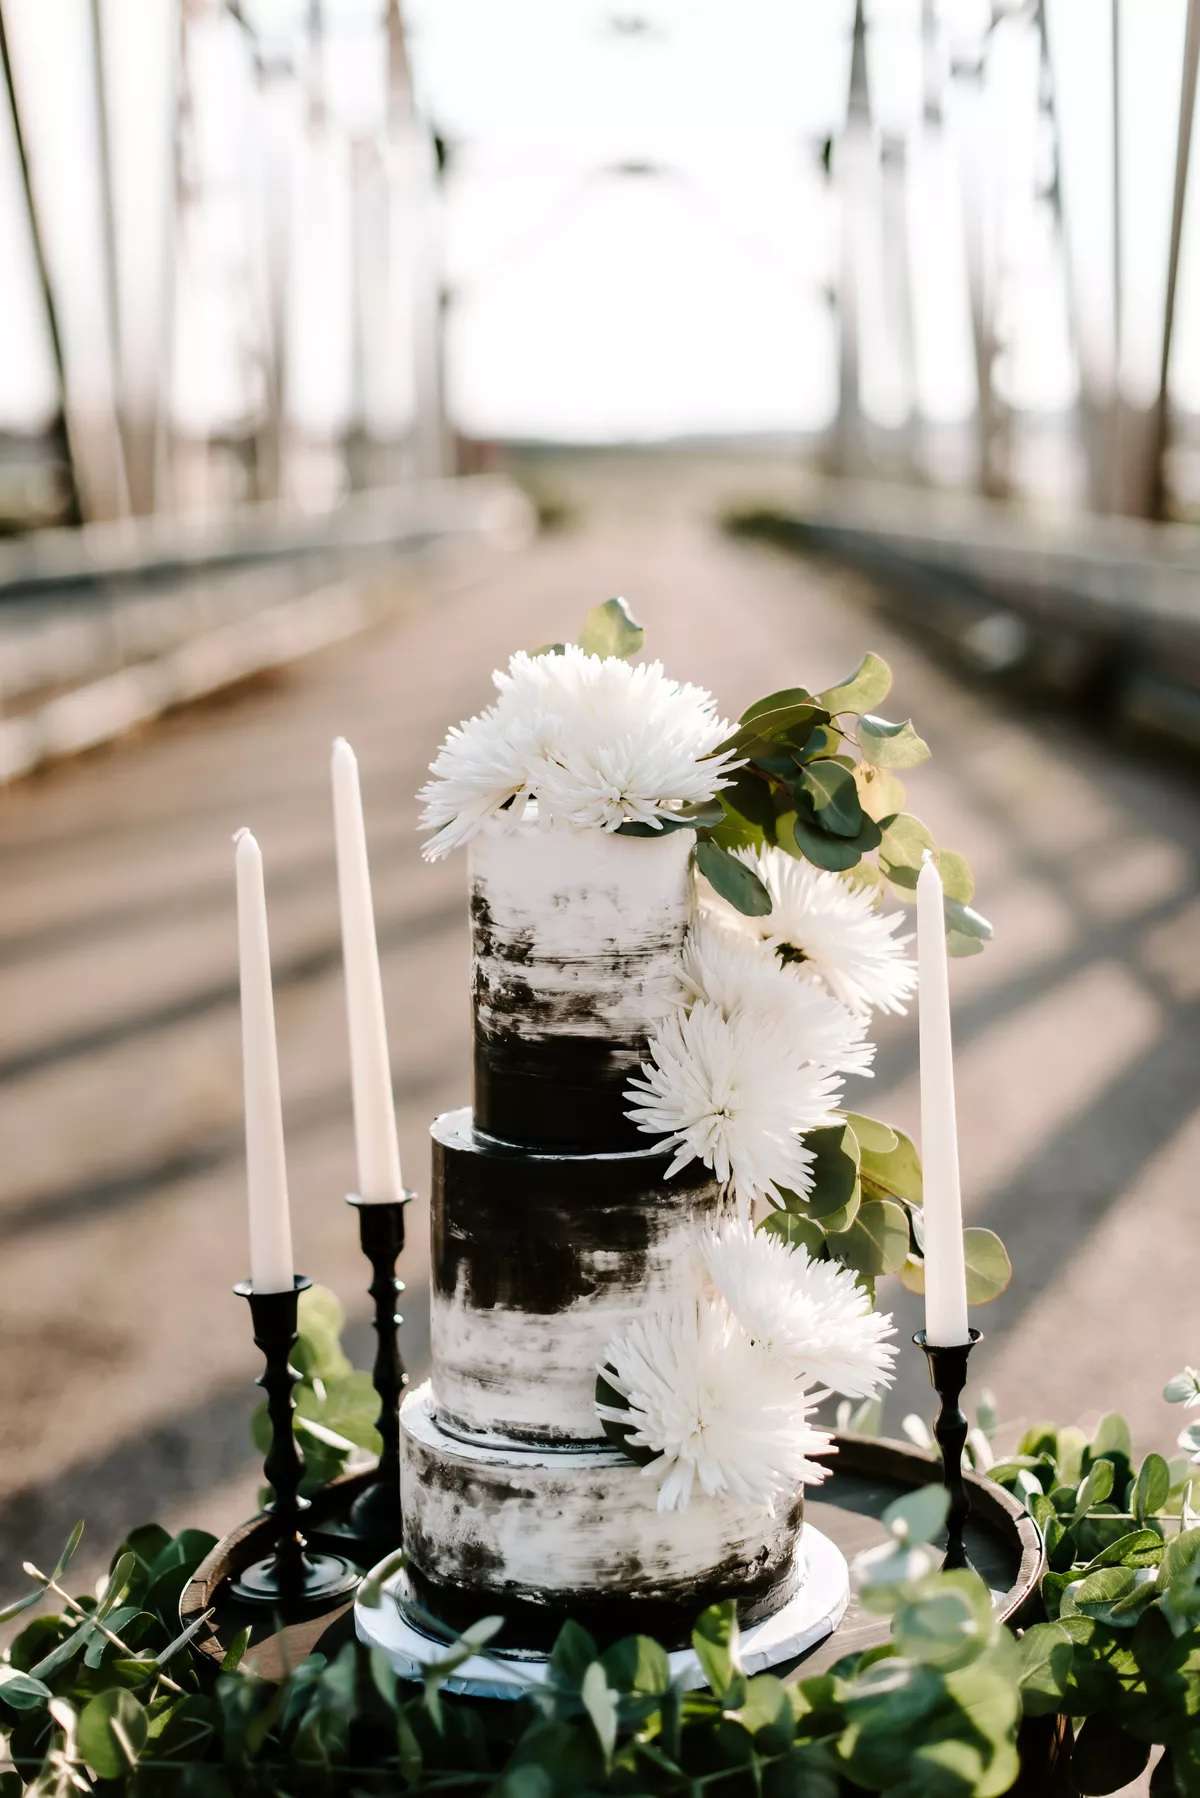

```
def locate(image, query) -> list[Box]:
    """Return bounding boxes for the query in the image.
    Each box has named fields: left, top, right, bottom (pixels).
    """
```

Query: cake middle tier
left=430, top=1106, right=722, bottom=1449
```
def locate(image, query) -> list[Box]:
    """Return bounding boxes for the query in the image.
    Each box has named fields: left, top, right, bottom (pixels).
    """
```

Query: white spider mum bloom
left=678, top=919, right=874, bottom=1078
left=624, top=1000, right=842, bottom=1207
left=597, top=1302, right=835, bottom=1513
left=724, top=846, right=917, bottom=1017
left=417, top=703, right=554, bottom=861
left=515, top=650, right=738, bottom=833
left=701, top=1217, right=897, bottom=1399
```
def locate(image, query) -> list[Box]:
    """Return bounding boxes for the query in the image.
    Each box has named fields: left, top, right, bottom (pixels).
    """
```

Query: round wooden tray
left=180, top=1432, right=1045, bottom=1683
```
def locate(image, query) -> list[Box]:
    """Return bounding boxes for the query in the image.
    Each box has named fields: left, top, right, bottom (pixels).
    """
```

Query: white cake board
left=355, top=1523, right=849, bottom=1700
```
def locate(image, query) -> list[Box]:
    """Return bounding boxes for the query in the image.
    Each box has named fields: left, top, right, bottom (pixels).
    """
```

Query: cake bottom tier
left=400, top=1383, right=805, bottom=1651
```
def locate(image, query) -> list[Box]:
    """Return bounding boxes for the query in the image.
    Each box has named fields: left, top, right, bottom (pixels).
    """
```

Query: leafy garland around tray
left=5, top=1295, right=1200, bottom=1797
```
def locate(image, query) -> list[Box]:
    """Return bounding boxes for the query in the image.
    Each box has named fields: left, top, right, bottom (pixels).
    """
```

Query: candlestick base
left=230, top=1549, right=360, bottom=1610
left=914, top=1328, right=983, bottom=1570
left=344, top=1191, right=415, bottom=1552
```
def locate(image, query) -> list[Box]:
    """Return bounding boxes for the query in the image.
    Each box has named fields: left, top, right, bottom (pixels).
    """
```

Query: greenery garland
left=4, top=1294, right=1200, bottom=1795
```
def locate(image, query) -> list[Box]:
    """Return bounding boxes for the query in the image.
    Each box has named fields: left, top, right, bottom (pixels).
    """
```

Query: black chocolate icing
left=470, top=884, right=681, bottom=1152
left=431, top=1110, right=715, bottom=1317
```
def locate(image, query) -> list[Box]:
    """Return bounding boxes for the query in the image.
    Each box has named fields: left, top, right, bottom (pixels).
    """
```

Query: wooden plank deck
left=3, top=457, right=1199, bottom=1598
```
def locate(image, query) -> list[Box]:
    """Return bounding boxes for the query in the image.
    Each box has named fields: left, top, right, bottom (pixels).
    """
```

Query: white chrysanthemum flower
left=531, top=725, right=728, bottom=833
left=701, top=1217, right=897, bottom=1399
left=419, top=645, right=738, bottom=854
left=719, top=846, right=917, bottom=1017
left=678, top=919, right=874, bottom=1078
left=625, top=1001, right=842, bottom=1207
left=597, top=1301, right=835, bottom=1513
left=417, top=704, right=555, bottom=861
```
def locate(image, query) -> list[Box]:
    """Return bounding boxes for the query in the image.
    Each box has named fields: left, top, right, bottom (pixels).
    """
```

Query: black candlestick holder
left=344, top=1192, right=415, bottom=1548
left=914, top=1327, right=983, bottom=1570
left=231, top=1275, right=361, bottom=1610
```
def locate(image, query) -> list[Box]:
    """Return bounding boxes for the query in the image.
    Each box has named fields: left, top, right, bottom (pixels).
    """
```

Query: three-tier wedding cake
left=399, top=817, right=806, bottom=1649
left=374, top=606, right=911, bottom=1671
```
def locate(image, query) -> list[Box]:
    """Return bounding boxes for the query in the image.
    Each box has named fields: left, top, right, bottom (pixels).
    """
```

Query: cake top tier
left=470, top=813, right=693, bottom=1151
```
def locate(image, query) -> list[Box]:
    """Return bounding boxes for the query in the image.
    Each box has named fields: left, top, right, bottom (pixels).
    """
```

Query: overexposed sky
left=0, top=0, right=1196, bottom=445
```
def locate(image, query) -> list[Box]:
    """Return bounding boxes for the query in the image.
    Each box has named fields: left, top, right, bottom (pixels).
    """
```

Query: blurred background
left=4, top=0, right=1200, bottom=1596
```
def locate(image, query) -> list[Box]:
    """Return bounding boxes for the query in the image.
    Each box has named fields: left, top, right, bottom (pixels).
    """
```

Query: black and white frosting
left=429, top=1107, right=722, bottom=1447
left=400, top=1385, right=803, bottom=1651
left=470, top=815, right=692, bottom=1150
left=399, top=818, right=807, bottom=1649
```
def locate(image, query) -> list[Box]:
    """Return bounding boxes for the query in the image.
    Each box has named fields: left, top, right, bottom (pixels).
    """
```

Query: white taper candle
left=235, top=828, right=295, bottom=1293
left=331, top=738, right=404, bottom=1203
left=916, top=853, right=970, bottom=1346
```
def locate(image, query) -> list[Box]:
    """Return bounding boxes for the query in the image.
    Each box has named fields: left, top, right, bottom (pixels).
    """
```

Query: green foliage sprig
left=564, top=601, right=993, bottom=962
left=759, top=1110, right=1012, bottom=1309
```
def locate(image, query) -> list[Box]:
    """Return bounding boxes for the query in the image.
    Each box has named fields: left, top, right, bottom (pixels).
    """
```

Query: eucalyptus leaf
left=945, top=896, right=994, bottom=958
left=292, top=1285, right=354, bottom=1382
left=692, top=1602, right=743, bottom=1704
left=23, top=1618, right=91, bottom=1682
left=883, top=1484, right=951, bottom=1548
left=893, top=1575, right=992, bottom=1672
left=1017, top=1622, right=1074, bottom=1717
left=796, top=761, right=864, bottom=838
left=1165, top=1368, right=1200, bottom=1406
left=858, top=1124, right=922, bottom=1208
left=600, top=1634, right=671, bottom=1696
left=1090, top=1413, right=1134, bottom=1463
left=1073, top=1461, right=1116, bottom=1524
left=0, top=1587, right=43, bottom=1626
left=694, top=839, right=772, bottom=916
left=51, top=1521, right=86, bottom=1583
left=1082, top=1530, right=1164, bottom=1570
left=899, top=1253, right=927, bottom=1296
left=1133, top=1454, right=1172, bottom=1524
left=859, top=714, right=932, bottom=769
left=779, top=805, right=883, bottom=872
left=936, top=850, right=975, bottom=904
left=578, top=595, right=644, bottom=660
left=838, top=1197, right=910, bottom=1277
left=549, top=1620, right=598, bottom=1689
left=0, top=1667, right=54, bottom=1713
left=796, top=722, right=846, bottom=761
left=855, top=763, right=907, bottom=822
left=759, top=1210, right=827, bottom=1258
left=78, top=1690, right=149, bottom=1779
left=616, top=803, right=721, bottom=838
left=579, top=1662, right=619, bottom=1766
left=795, top=1124, right=860, bottom=1219
left=843, top=1112, right=898, bottom=1155
left=710, top=700, right=830, bottom=762
left=718, top=770, right=777, bottom=838
left=739, top=686, right=812, bottom=725
left=963, top=1228, right=1012, bottom=1304
left=878, top=812, right=934, bottom=891
left=817, top=652, right=892, bottom=717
